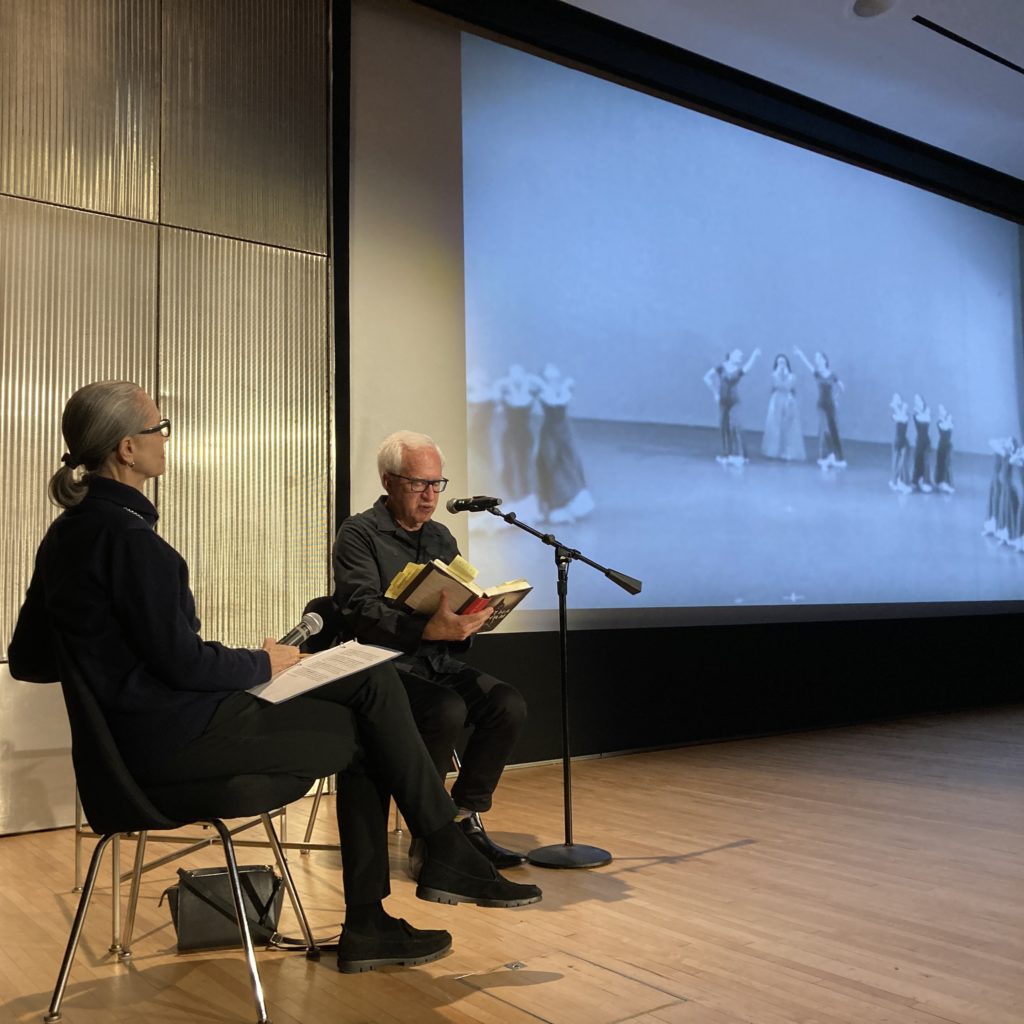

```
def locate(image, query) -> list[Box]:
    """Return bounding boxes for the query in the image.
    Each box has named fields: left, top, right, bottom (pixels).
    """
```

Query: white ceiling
left=563, top=0, right=1024, bottom=181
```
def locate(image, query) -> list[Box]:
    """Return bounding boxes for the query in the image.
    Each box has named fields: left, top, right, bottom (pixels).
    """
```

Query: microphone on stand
left=277, top=611, right=323, bottom=647
left=446, top=495, right=502, bottom=513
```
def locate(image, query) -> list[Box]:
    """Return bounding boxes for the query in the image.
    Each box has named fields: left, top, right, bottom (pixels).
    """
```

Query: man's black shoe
left=407, top=837, right=425, bottom=882
left=459, top=816, right=527, bottom=869
left=336, top=919, right=452, bottom=973
left=416, top=853, right=542, bottom=908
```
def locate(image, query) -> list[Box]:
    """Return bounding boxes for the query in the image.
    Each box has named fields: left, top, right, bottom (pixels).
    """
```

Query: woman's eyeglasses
left=138, top=418, right=171, bottom=438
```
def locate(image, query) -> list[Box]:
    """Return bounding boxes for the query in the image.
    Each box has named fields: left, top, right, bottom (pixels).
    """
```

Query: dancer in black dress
left=982, top=438, right=1010, bottom=537
left=998, top=442, right=1021, bottom=544
left=889, top=393, right=912, bottom=493
left=535, top=363, right=594, bottom=524
left=703, top=347, right=761, bottom=465
left=495, top=364, right=542, bottom=517
left=1009, top=444, right=1024, bottom=550
left=793, top=347, right=845, bottom=468
left=934, top=404, right=955, bottom=494
left=911, top=394, right=934, bottom=493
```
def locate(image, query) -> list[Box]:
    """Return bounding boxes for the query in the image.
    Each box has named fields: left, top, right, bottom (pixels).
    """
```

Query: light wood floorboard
left=0, top=705, right=1021, bottom=1024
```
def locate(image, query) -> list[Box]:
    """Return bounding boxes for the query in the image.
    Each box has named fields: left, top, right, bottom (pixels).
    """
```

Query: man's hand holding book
left=421, top=591, right=494, bottom=641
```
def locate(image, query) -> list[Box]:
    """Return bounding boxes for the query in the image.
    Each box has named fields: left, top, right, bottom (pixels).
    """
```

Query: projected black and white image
left=459, top=35, right=1024, bottom=616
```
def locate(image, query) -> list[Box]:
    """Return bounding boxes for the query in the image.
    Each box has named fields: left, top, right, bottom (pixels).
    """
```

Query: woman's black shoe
left=336, top=919, right=452, bottom=973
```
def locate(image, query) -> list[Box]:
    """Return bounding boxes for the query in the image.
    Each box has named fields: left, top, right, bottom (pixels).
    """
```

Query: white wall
left=348, top=0, right=470, bottom=544
left=0, top=667, right=74, bottom=834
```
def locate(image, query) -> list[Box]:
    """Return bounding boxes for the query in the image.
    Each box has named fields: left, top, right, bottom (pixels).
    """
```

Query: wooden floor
left=1, top=705, right=1022, bottom=1024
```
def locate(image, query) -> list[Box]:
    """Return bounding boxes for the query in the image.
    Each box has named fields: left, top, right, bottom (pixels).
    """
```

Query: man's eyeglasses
left=388, top=473, right=448, bottom=493
left=138, top=418, right=171, bottom=438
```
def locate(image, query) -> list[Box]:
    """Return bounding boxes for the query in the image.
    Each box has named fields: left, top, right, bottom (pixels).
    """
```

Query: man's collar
left=371, top=495, right=398, bottom=532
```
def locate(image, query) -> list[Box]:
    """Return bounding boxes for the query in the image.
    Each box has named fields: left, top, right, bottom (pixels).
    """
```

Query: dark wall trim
left=466, top=614, right=1023, bottom=766
left=331, top=0, right=352, bottom=526
left=412, top=0, right=1024, bottom=224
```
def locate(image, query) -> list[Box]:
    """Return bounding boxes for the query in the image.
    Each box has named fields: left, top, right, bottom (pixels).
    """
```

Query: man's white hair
left=377, top=430, right=445, bottom=480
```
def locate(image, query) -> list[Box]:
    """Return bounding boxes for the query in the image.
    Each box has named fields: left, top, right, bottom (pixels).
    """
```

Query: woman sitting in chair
left=9, top=380, right=540, bottom=974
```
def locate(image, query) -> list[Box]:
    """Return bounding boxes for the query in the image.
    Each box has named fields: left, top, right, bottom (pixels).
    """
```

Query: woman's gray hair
left=376, top=430, right=444, bottom=480
left=48, top=381, right=149, bottom=509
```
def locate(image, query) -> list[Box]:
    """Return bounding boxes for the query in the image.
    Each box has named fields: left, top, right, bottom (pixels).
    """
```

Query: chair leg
left=300, top=777, right=327, bottom=855
left=118, top=830, right=149, bottom=961
left=45, top=833, right=118, bottom=1023
left=73, top=789, right=84, bottom=893
left=208, top=819, right=272, bottom=1024
left=260, top=813, right=317, bottom=957
left=108, top=834, right=122, bottom=954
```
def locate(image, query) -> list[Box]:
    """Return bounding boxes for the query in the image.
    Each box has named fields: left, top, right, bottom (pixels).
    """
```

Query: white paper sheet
left=248, top=641, right=400, bottom=704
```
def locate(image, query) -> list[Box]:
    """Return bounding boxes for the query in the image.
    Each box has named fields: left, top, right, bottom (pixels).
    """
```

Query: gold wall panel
left=0, top=0, right=160, bottom=220
left=0, top=196, right=158, bottom=658
left=1, top=0, right=332, bottom=835
left=161, top=0, right=328, bottom=253
left=159, top=228, right=331, bottom=649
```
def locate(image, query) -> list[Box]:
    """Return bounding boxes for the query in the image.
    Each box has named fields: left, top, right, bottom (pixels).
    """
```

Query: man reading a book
left=333, top=430, right=527, bottom=871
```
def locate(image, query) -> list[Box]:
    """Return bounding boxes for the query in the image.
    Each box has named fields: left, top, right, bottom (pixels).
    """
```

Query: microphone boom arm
left=483, top=506, right=641, bottom=595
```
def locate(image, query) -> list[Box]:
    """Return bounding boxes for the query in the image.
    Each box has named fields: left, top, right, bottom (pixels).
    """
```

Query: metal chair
left=68, top=603, right=345, bottom=889
left=46, top=642, right=316, bottom=1024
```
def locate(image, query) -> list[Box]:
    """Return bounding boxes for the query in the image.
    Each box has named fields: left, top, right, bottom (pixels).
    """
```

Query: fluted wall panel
left=0, top=0, right=160, bottom=220
left=0, top=197, right=157, bottom=657
left=159, top=229, right=331, bottom=648
left=1, top=0, right=332, bottom=834
left=162, top=0, right=328, bottom=252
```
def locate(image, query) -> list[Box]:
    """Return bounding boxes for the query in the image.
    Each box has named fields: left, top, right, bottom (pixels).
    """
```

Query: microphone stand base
left=527, top=842, right=612, bottom=869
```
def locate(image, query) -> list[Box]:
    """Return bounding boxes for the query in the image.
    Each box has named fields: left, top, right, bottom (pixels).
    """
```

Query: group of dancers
left=468, top=363, right=594, bottom=525
left=889, top=393, right=955, bottom=495
left=704, top=348, right=957, bottom=495
left=704, top=346, right=845, bottom=468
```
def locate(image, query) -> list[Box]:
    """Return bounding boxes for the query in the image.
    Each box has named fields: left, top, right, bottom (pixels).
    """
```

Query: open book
left=385, top=555, right=532, bottom=633
left=248, top=641, right=400, bottom=704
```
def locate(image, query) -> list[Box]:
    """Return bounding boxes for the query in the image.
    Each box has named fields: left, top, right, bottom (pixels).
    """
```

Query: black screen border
left=410, top=0, right=1024, bottom=225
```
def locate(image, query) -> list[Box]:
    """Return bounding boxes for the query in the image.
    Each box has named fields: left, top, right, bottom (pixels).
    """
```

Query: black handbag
left=162, top=865, right=283, bottom=952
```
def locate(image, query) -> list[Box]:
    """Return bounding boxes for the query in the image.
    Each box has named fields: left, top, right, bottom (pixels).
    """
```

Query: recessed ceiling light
left=851, top=0, right=898, bottom=17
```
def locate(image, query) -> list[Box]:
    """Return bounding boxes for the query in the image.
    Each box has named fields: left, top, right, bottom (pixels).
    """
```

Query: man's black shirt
left=332, top=496, right=470, bottom=672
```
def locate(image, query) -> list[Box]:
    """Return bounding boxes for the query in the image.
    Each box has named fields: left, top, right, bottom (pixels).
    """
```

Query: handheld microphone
left=277, top=611, right=323, bottom=647
left=445, top=495, right=503, bottom=513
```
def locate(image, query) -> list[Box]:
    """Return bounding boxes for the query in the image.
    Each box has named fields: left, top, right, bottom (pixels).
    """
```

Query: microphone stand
left=484, top=505, right=642, bottom=868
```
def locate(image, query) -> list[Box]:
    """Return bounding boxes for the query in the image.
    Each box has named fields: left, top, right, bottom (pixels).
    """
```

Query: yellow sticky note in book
left=447, top=555, right=479, bottom=585
left=385, top=562, right=423, bottom=600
